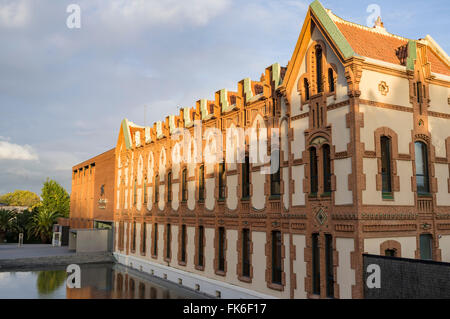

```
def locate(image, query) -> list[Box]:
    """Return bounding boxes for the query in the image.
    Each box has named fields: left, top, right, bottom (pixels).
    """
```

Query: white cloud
left=0, top=140, right=38, bottom=160
left=94, top=0, right=230, bottom=30
left=0, top=0, right=29, bottom=28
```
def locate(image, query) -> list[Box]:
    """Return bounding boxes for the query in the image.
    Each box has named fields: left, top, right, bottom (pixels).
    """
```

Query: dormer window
left=328, top=68, right=335, bottom=92
left=315, top=45, right=323, bottom=93
left=304, top=78, right=310, bottom=100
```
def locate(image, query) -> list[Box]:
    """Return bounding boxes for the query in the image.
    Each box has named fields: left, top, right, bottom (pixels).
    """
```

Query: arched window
left=218, top=161, right=226, bottom=200
left=328, top=68, right=334, bottom=92
left=310, top=148, right=318, bottom=194
left=270, top=150, right=281, bottom=196
left=385, top=249, right=397, bottom=257
left=323, top=144, right=331, bottom=193
left=315, top=45, right=323, bottom=93
left=381, top=136, right=392, bottom=195
left=167, top=171, right=172, bottom=202
left=143, top=178, right=147, bottom=204
left=154, top=175, right=159, bottom=203
left=242, top=156, right=250, bottom=199
left=198, top=165, right=205, bottom=201
left=132, top=221, right=136, bottom=251
left=133, top=178, right=137, bottom=205
left=182, top=168, right=187, bottom=202
left=304, top=78, right=310, bottom=100
left=415, top=141, right=430, bottom=194
left=142, top=222, right=146, bottom=253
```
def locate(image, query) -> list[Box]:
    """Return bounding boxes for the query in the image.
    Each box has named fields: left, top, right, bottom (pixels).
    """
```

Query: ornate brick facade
left=70, top=0, right=449, bottom=299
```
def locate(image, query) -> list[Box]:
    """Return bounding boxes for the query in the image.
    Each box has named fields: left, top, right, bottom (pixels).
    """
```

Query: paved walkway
left=0, top=244, right=75, bottom=260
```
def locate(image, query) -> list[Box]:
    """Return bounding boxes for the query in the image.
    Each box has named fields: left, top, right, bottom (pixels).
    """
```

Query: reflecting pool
left=0, top=263, right=207, bottom=299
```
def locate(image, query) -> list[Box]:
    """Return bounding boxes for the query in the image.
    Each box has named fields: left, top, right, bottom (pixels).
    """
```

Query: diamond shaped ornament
left=315, top=208, right=327, bottom=225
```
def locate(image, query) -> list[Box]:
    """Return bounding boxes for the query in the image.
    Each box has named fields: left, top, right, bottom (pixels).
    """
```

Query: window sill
left=195, top=265, right=205, bottom=271
left=269, top=195, right=281, bottom=200
left=178, top=261, right=187, bottom=267
left=418, top=193, right=432, bottom=198
left=151, top=254, right=158, bottom=259
left=238, top=275, right=252, bottom=283
left=241, top=197, right=250, bottom=201
left=267, top=282, right=284, bottom=291
left=308, top=193, right=318, bottom=198
left=218, top=198, right=226, bottom=202
left=215, top=270, right=226, bottom=277
left=382, top=192, right=394, bottom=200
left=320, top=192, right=331, bottom=198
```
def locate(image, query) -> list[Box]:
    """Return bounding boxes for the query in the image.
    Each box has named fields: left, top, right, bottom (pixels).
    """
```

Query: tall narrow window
left=143, top=178, right=147, bottom=204
left=182, top=168, right=187, bottom=202
left=381, top=136, right=392, bottom=195
left=272, top=231, right=282, bottom=285
left=270, top=151, right=281, bottom=197
left=420, top=234, right=433, bottom=260
left=181, top=224, right=187, bottom=263
left=133, top=179, right=137, bottom=205
left=167, top=171, right=172, bottom=202
left=315, top=45, right=323, bottom=93
left=242, top=156, right=250, bottom=199
left=132, top=221, right=136, bottom=251
left=142, top=222, right=146, bottom=253
left=153, top=223, right=158, bottom=256
left=323, top=145, right=331, bottom=194
left=242, top=229, right=251, bottom=277
left=119, top=221, right=124, bottom=250
left=198, top=226, right=204, bottom=267
left=310, top=148, right=318, bottom=195
left=416, top=81, right=422, bottom=103
left=139, top=283, right=146, bottom=299
left=218, top=161, right=226, bottom=200
left=166, top=224, right=171, bottom=259
left=328, top=68, right=335, bottom=92
left=218, top=227, right=225, bottom=272
left=199, top=165, right=205, bottom=201
left=415, top=142, right=430, bottom=194
left=325, top=234, right=334, bottom=298
left=312, top=233, right=320, bottom=295
left=304, top=78, right=310, bottom=100
left=154, top=175, right=159, bottom=203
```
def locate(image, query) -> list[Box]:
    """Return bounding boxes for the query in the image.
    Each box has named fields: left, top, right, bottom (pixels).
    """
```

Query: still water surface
left=0, top=263, right=207, bottom=299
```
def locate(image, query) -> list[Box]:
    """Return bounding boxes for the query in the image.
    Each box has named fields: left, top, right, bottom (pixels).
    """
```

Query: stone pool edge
left=0, top=252, right=115, bottom=271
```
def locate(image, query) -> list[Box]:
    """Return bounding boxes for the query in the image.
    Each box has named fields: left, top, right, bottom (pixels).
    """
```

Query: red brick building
left=71, top=0, right=449, bottom=298
left=70, top=148, right=115, bottom=229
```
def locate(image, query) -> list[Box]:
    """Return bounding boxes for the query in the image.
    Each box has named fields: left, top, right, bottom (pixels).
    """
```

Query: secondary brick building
left=70, top=148, right=115, bottom=229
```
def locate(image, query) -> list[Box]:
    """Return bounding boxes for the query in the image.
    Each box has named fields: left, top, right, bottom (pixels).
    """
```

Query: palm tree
left=0, top=209, right=14, bottom=243
left=9, top=210, right=33, bottom=240
left=28, top=209, right=61, bottom=243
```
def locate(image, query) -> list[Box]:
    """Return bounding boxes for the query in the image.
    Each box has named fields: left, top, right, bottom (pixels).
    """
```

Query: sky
left=0, top=0, right=448, bottom=196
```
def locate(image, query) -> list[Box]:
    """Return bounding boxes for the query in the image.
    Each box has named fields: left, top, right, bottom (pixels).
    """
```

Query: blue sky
left=0, top=0, right=448, bottom=196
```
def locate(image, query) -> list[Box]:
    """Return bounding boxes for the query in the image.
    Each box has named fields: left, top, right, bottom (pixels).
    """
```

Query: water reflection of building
left=70, top=0, right=450, bottom=299
left=66, top=265, right=191, bottom=299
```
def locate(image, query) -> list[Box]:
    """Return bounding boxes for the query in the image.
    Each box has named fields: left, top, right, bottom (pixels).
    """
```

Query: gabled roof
left=282, top=0, right=450, bottom=98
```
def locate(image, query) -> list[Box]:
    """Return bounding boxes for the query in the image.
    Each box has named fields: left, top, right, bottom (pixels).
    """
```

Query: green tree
left=36, top=270, right=66, bottom=295
left=9, top=209, right=33, bottom=236
left=28, top=209, right=61, bottom=243
left=0, top=209, right=14, bottom=243
left=0, top=190, right=40, bottom=207
left=41, top=178, right=70, bottom=218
